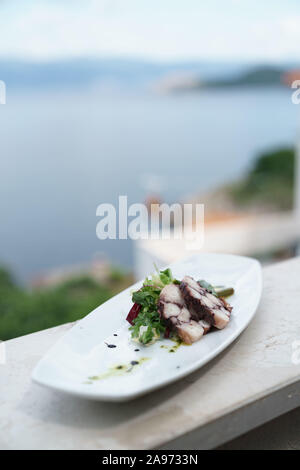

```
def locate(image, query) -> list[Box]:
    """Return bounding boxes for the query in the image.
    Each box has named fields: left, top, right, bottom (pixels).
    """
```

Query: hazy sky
left=1, top=0, right=300, bottom=62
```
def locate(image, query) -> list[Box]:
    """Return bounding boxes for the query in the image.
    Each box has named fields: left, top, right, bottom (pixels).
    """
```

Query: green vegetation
left=109, top=265, right=128, bottom=283
left=204, top=66, right=284, bottom=88
left=0, top=267, right=132, bottom=341
left=230, top=147, right=295, bottom=210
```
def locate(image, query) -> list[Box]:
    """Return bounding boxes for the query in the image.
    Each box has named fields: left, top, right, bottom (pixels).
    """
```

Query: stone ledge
left=1, top=257, right=300, bottom=450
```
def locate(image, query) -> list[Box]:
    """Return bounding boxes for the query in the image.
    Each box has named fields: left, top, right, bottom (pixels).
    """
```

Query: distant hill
left=202, top=66, right=285, bottom=88
left=0, top=58, right=282, bottom=90
left=0, top=58, right=296, bottom=91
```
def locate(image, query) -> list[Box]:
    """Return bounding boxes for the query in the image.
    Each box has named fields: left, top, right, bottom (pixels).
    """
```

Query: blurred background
left=0, top=0, right=299, bottom=339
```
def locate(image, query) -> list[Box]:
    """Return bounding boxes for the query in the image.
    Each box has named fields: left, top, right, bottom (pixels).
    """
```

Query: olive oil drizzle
left=86, top=357, right=150, bottom=382
left=160, top=336, right=188, bottom=353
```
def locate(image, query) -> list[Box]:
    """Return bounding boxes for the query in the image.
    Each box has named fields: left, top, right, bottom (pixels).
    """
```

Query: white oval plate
left=32, top=254, right=262, bottom=401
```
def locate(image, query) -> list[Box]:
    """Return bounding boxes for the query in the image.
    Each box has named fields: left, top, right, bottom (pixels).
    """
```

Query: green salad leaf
left=129, top=268, right=176, bottom=344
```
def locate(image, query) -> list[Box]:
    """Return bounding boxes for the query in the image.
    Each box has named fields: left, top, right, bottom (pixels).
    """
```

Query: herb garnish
left=198, top=280, right=218, bottom=296
left=198, top=280, right=234, bottom=298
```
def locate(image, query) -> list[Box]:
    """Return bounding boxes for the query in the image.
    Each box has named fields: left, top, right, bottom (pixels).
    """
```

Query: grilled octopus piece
left=180, top=276, right=232, bottom=330
left=158, top=283, right=210, bottom=344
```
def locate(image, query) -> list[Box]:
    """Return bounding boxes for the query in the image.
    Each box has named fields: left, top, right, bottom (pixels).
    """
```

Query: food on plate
left=126, top=268, right=234, bottom=346
left=180, top=276, right=232, bottom=330
left=158, top=283, right=210, bottom=344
